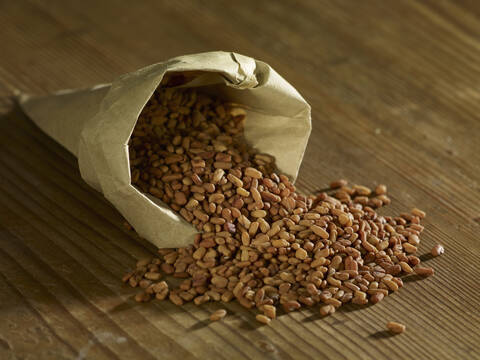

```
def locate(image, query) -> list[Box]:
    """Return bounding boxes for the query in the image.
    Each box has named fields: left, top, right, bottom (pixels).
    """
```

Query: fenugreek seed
left=399, top=261, right=414, bottom=273
left=330, top=179, right=347, bottom=189
left=403, top=242, right=417, bottom=254
left=272, top=239, right=289, bottom=248
left=122, top=271, right=134, bottom=283
left=415, top=267, right=435, bottom=277
left=319, top=304, right=336, bottom=316
left=212, top=169, right=225, bottom=184
left=311, top=225, right=329, bottom=239
left=156, top=289, right=169, bottom=300
left=383, top=279, right=399, bottom=291
left=245, top=167, right=263, bottom=179
left=209, top=193, right=225, bottom=204
left=152, top=281, right=168, bottom=293
left=251, top=187, right=262, bottom=203
left=387, top=321, right=406, bottom=334
left=191, top=159, right=206, bottom=168
left=214, top=161, right=232, bottom=169
left=144, top=272, right=162, bottom=281
left=353, top=185, right=372, bottom=196
left=367, top=289, right=389, bottom=296
left=237, top=187, right=250, bottom=197
left=251, top=314, right=270, bottom=327
left=227, top=174, right=243, bottom=188
left=174, top=191, right=187, bottom=205
left=375, top=184, right=387, bottom=195
left=221, top=291, right=234, bottom=303
left=295, top=248, right=308, bottom=260
left=210, top=309, right=227, bottom=321
left=263, top=305, right=276, bottom=319
left=408, top=234, right=420, bottom=246
left=135, top=292, right=151, bottom=302
left=193, top=209, right=209, bottom=222
left=338, top=213, right=352, bottom=227
left=431, top=244, right=444, bottom=257
left=185, top=198, right=199, bottom=210
left=408, top=255, right=421, bottom=266
left=283, top=301, right=301, bottom=312
left=327, top=276, right=342, bottom=288
left=251, top=210, right=267, bottom=218
left=211, top=275, right=228, bottom=288
left=136, top=258, right=151, bottom=268
left=411, top=208, right=426, bottom=218
left=334, top=272, right=349, bottom=281
left=370, top=292, right=384, bottom=304
left=325, top=298, right=342, bottom=308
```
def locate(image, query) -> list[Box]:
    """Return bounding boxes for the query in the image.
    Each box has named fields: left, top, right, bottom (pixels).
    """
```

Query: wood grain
left=0, top=1, right=479, bottom=359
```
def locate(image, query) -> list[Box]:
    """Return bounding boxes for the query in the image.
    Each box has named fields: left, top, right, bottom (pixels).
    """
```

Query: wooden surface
left=1, top=1, right=480, bottom=359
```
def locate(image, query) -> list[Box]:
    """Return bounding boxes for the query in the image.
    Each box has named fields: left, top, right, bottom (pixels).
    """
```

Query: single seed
left=370, top=293, right=384, bottom=304
left=227, top=174, right=243, bottom=188
left=256, top=314, right=271, bottom=325
left=399, top=261, right=414, bottom=274
left=375, top=184, right=387, bottom=195
left=263, top=305, right=276, bottom=319
left=295, top=248, right=308, bottom=260
left=251, top=210, right=267, bottom=218
left=136, top=258, right=151, bottom=268
left=431, top=244, right=444, bottom=257
left=237, top=187, right=250, bottom=197
left=403, top=242, right=417, bottom=254
left=212, top=169, right=225, bottom=183
left=411, top=208, right=426, bottom=218
left=144, top=272, right=162, bottom=281
left=330, top=179, right=347, bottom=189
left=311, top=225, right=329, bottom=239
left=353, top=185, right=372, bottom=196
left=415, top=267, right=435, bottom=277
left=210, top=309, right=227, bottom=321
left=245, top=167, right=263, bottom=179
left=387, top=321, right=406, bottom=334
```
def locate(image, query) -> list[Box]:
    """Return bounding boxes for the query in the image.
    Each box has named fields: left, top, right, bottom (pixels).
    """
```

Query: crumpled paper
left=19, top=51, right=311, bottom=248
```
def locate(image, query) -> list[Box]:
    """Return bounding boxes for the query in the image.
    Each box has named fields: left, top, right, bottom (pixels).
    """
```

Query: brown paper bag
left=19, top=51, right=311, bottom=248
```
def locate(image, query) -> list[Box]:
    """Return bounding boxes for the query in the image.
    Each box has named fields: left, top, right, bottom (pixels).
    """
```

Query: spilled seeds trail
left=122, top=86, right=436, bottom=324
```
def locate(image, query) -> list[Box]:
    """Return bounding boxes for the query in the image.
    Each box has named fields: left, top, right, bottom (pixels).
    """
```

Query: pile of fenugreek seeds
left=123, top=85, right=440, bottom=329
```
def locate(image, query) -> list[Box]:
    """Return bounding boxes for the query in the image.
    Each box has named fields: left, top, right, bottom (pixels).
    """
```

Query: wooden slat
left=0, top=1, right=479, bottom=359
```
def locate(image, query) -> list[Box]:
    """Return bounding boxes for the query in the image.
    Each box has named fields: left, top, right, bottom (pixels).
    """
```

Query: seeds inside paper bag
left=123, top=85, right=434, bottom=324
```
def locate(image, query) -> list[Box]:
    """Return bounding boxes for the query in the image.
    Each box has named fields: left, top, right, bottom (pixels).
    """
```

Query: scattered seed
left=263, top=305, right=276, bottom=319
left=411, top=208, right=426, bottom=218
left=387, top=321, right=406, bottom=334
left=122, top=86, right=432, bottom=325
left=431, top=244, right=444, bottom=257
left=375, top=184, right=387, bottom=195
left=210, top=309, right=227, bottom=321
left=370, top=293, right=384, bottom=304
left=256, top=314, right=271, bottom=325
left=330, top=179, right=348, bottom=189
left=415, top=267, right=435, bottom=277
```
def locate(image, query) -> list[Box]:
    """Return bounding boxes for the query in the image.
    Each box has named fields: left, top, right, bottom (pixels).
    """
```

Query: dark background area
left=0, top=1, right=479, bottom=359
